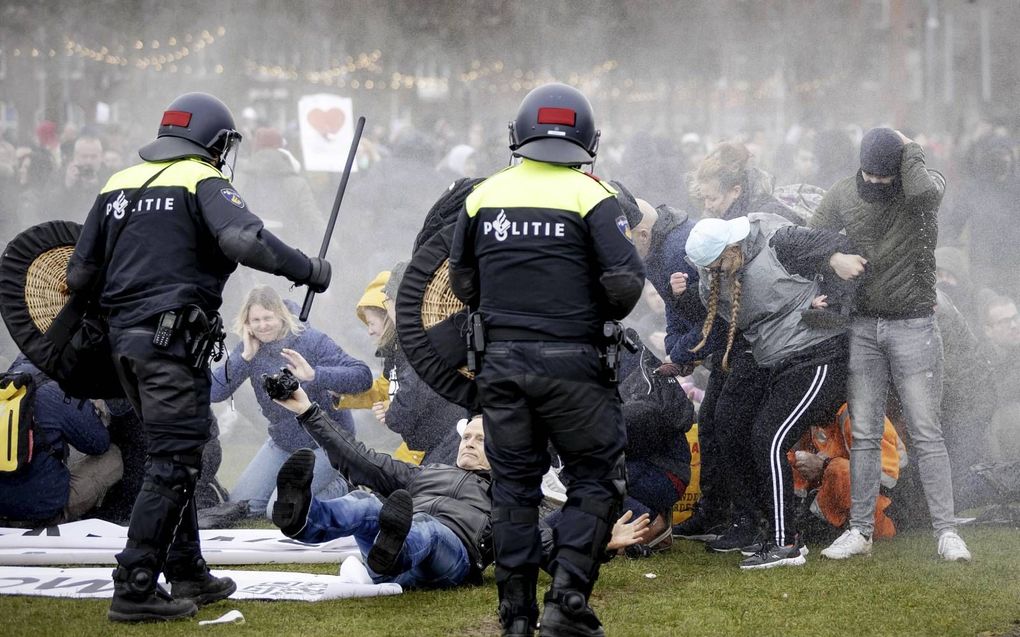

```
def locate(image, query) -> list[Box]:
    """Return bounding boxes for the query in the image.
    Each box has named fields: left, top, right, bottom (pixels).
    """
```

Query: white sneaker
left=821, top=528, right=873, bottom=560
left=541, top=468, right=568, bottom=505
left=937, top=531, right=972, bottom=562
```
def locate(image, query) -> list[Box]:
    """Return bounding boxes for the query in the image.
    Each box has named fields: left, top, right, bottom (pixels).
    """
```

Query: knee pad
left=144, top=453, right=202, bottom=505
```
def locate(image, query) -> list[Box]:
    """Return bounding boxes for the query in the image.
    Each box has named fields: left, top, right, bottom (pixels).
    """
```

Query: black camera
left=262, top=367, right=299, bottom=400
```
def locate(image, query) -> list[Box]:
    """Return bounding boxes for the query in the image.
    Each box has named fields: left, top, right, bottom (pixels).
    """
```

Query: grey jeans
left=847, top=315, right=957, bottom=537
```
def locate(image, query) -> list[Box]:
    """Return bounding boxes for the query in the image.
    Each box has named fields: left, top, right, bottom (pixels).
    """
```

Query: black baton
left=300, top=115, right=366, bottom=322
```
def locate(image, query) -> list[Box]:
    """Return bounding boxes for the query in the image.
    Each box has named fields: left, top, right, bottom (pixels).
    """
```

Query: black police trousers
left=109, top=326, right=213, bottom=581
left=476, top=340, right=626, bottom=593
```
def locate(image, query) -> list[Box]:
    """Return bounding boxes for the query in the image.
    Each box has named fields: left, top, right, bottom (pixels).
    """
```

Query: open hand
left=241, top=328, right=260, bottom=362
left=607, top=510, right=651, bottom=551
left=811, top=295, right=829, bottom=309
left=282, top=348, right=316, bottom=382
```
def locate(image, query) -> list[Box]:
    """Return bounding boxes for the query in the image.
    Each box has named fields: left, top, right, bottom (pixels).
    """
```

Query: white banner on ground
left=297, top=93, right=356, bottom=173
left=0, top=519, right=360, bottom=566
left=0, top=566, right=401, bottom=601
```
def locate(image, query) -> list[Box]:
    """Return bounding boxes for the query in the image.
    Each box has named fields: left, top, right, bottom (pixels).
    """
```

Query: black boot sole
left=367, top=489, right=413, bottom=576
left=272, top=449, right=316, bottom=537
left=108, top=601, right=197, bottom=622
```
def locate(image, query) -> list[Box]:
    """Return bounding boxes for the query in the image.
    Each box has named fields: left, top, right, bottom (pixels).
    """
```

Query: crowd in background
left=1, top=100, right=1019, bottom=542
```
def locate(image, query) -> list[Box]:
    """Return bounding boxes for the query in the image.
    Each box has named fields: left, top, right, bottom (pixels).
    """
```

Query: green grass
left=2, top=527, right=1019, bottom=637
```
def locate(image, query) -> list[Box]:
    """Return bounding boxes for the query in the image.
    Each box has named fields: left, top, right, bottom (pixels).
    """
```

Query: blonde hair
left=690, top=247, right=744, bottom=372
left=362, top=305, right=396, bottom=350
left=232, top=285, right=304, bottom=340
left=696, top=142, right=751, bottom=192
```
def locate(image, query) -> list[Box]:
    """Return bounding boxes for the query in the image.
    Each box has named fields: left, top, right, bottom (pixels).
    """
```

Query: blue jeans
left=298, top=491, right=471, bottom=589
left=847, top=316, right=957, bottom=536
left=231, top=438, right=348, bottom=517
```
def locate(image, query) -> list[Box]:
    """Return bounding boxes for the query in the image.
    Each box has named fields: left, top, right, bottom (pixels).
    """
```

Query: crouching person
left=0, top=358, right=123, bottom=527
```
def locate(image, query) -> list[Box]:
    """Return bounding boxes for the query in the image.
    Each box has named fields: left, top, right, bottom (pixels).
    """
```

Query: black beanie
left=860, top=127, right=904, bottom=177
left=610, top=180, right=644, bottom=229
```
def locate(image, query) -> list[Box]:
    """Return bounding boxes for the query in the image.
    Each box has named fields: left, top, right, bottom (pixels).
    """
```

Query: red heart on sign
left=307, top=108, right=346, bottom=137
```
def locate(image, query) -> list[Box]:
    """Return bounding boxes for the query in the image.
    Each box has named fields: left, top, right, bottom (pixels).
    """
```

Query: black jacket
left=617, top=339, right=695, bottom=485
left=297, top=403, right=492, bottom=580
left=68, top=159, right=312, bottom=327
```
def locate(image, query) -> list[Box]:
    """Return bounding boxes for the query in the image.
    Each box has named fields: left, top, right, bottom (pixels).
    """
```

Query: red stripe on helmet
left=160, top=110, right=192, bottom=127
left=537, top=107, right=575, bottom=126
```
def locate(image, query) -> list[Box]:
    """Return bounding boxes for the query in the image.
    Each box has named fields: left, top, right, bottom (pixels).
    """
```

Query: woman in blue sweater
left=212, top=286, right=373, bottom=517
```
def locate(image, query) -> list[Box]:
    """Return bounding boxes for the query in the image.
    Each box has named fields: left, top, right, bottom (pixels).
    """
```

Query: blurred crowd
left=2, top=101, right=1018, bottom=556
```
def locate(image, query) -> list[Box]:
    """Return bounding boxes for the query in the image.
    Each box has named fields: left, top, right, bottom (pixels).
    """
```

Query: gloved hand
left=306, top=256, right=332, bottom=293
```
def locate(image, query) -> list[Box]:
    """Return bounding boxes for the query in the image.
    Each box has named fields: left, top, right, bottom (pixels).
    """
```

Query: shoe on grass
left=821, top=528, right=872, bottom=560
left=672, top=509, right=726, bottom=542
left=739, top=542, right=807, bottom=570
left=937, top=530, right=971, bottom=562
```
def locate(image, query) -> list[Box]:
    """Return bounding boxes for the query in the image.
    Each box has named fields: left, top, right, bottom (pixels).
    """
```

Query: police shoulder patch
left=615, top=215, right=633, bottom=242
left=220, top=188, right=246, bottom=209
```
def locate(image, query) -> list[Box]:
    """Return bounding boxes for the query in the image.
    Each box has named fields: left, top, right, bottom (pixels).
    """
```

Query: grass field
left=2, top=526, right=1019, bottom=637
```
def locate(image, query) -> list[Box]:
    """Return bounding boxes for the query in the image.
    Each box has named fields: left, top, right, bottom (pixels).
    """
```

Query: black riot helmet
left=139, top=92, right=242, bottom=166
left=508, top=83, right=600, bottom=166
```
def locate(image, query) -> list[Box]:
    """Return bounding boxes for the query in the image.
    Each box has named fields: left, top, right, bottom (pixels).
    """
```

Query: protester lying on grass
left=271, top=388, right=651, bottom=589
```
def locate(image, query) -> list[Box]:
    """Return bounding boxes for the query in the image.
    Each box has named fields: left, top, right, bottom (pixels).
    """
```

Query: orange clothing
left=788, top=404, right=905, bottom=539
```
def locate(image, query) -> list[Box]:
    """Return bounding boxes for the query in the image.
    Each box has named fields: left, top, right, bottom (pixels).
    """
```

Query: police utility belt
left=152, top=305, right=226, bottom=369
left=464, top=313, right=636, bottom=383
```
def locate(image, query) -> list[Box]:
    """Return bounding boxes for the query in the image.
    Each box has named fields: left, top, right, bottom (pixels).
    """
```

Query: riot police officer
left=448, top=83, right=644, bottom=637
left=67, top=92, right=331, bottom=622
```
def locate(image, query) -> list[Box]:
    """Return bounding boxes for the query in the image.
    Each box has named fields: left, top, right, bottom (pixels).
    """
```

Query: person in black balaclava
left=810, top=127, right=973, bottom=564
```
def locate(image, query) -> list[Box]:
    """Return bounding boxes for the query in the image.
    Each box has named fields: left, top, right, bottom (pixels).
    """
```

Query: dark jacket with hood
left=810, top=143, right=945, bottom=318
left=617, top=337, right=694, bottom=485
left=297, top=402, right=492, bottom=582
left=643, top=205, right=727, bottom=365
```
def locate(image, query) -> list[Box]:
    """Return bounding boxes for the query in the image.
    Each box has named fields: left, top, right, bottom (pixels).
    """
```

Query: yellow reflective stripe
left=0, top=382, right=28, bottom=472
left=101, top=159, right=224, bottom=194
left=466, top=159, right=615, bottom=218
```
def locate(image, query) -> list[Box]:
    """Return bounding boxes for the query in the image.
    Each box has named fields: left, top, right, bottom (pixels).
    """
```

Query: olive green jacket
left=810, top=143, right=945, bottom=318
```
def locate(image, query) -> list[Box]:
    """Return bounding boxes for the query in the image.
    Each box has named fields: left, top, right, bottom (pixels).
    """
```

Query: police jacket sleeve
left=586, top=197, right=646, bottom=319
left=770, top=226, right=855, bottom=279
left=297, top=402, right=420, bottom=496
left=448, top=207, right=479, bottom=306
left=66, top=195, right=107, bottom=293
left=196, top=178, right=312, bottom=284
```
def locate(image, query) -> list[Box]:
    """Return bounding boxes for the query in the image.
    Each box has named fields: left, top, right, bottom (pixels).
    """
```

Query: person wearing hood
left=211, top=285, right=373, bottom=518
left=336, top=268, right=465, bottom=466
left=693, top=141, right=800, bottom=225
left=685, top=212, right=862, bottom=569
left=811, top=128, right=972, bottom=563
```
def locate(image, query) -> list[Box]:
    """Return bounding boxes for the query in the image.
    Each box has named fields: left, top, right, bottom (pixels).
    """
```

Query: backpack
left=0, top=372, right=39, bottom=474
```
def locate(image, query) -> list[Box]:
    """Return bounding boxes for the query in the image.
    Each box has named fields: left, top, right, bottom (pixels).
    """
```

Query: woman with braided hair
left=685, top=212, right=865, bottom=570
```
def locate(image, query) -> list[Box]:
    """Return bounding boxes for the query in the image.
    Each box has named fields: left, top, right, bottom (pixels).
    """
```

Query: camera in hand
left=262, top=367, right=299, bottom=400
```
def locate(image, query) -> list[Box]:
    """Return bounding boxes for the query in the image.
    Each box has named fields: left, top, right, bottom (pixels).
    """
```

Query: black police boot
left=167, top=557, right=237, bottom=607
left=498, top=572, right=539, bottom=637
left=108, top=566, right=197, bottom=622
left=539, top=571, right=604, bottom=637
left=272, top=448, right=317, bottom=538
left=367, top=489, right=413, bottom=575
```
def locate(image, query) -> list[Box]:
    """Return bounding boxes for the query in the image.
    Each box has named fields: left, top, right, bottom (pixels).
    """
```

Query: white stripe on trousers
left=768, top=364, right=828, bottom=547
